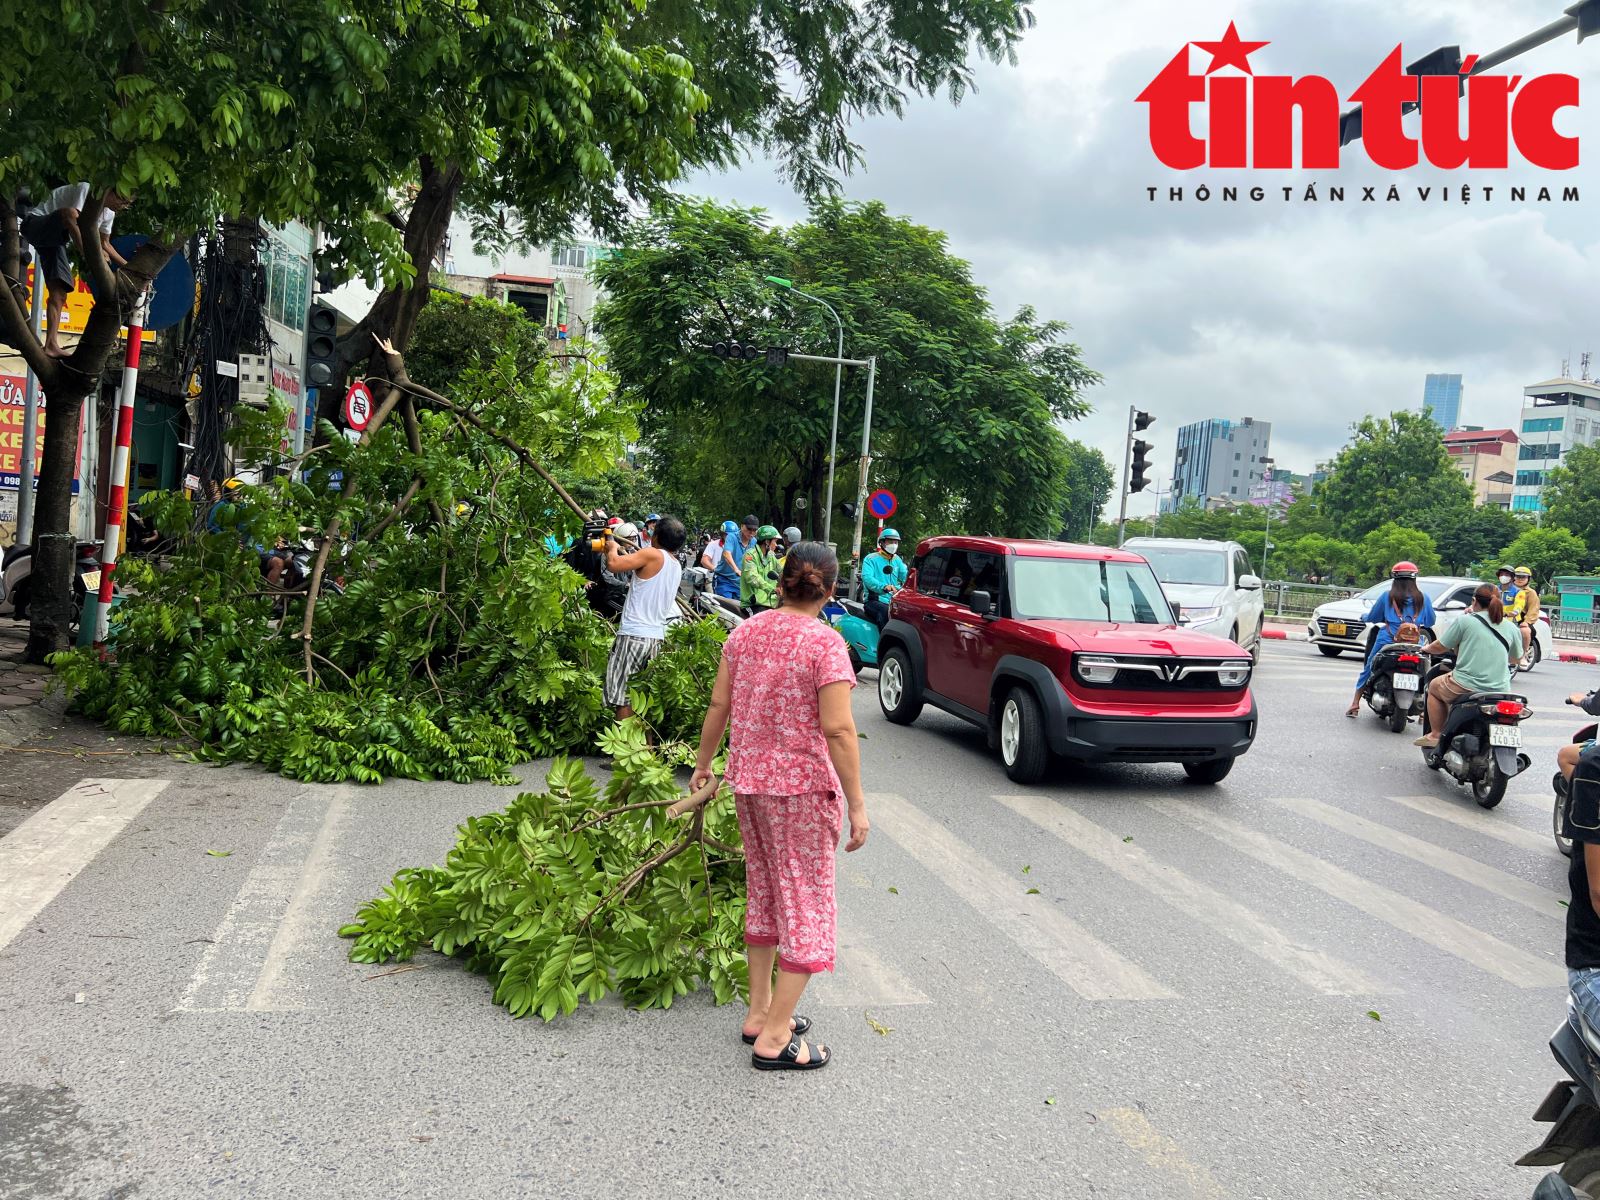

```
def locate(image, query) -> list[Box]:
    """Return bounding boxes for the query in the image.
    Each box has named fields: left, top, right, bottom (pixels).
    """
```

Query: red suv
left=876, top=537, right=1257, bottom=784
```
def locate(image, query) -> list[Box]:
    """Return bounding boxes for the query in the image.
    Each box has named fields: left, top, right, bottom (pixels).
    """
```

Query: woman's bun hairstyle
left=779, top=541, right=839, bottom=603
left=1474, top=582, right=1504, bottom=623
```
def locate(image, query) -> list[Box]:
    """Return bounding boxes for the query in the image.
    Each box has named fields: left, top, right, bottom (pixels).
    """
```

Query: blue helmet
left=879, top=527, right=901, bottom=544
left=723, top=519, right=739, bottom=535
left=645, top=513, right=660, bottom=523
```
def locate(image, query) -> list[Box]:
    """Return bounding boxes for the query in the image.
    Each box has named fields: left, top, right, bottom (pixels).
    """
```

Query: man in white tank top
left=602, top=515, right=686, bottom=718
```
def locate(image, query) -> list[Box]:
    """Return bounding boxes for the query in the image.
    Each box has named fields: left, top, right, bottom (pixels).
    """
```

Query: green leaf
left=1366, top=1010, right=1381, bottom=1022
left=1044, top=1097, right=1057, bottom=1106
left=205, top=849, right=233, bottom=857
left=1122, top=836, right=1133, bottom=843
left=1025, top=887, right=1040, bottom=895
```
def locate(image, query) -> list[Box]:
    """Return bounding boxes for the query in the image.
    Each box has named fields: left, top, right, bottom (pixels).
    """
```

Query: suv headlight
left=1075, top=655, right=1119, bottom=684
left=1216, top=660, right=1252, bottom=688
left=1184, top=606, right=1223, bottom=624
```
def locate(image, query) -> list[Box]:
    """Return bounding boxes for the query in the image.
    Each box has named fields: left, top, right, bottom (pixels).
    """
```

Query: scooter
left=1417, top=653, right=1532, bottom=809
left=1555, top=704, right=1600, bottom=859
left=828, top=597, right=879, bottom=673
left=1361, top=642, right=1428, bottom=733
left=0, top=541, right=108, bottom=635
left=678, top=566, right=743, bottom=631
left=1519, top=1000, right=1600, bottom=1195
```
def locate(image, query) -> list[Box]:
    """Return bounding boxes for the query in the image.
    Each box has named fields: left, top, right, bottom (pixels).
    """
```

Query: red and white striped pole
left=93, top=290, right=150, bottom=650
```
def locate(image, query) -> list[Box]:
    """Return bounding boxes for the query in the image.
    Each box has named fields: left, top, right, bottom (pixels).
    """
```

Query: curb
left=1261, top=629, right=1287, bottom=640
left=1561, top=651, right=1599, bottom=665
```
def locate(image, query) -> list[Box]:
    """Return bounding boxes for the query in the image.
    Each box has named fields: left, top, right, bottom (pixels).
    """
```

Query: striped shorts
left=604, top=634, right=664, bottom=707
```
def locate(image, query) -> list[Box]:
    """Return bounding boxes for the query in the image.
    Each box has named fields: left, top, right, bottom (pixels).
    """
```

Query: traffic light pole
left=848, top=356, right=878, bottom=600
left=1117, top=404, right=1135, bottom=547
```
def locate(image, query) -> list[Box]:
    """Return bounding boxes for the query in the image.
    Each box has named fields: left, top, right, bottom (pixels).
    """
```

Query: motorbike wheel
left=847, top=645, right=863, bottom=675
left=1385, top=705, right=1407, bottom=734
left=1472, top=756, right=1508, bottom=809
left=1519, top=639, right=1542, bottom=674
left=1562, top=1148, right=1600, bottom=1193
left=1556, top=775, right=1575, bottom=858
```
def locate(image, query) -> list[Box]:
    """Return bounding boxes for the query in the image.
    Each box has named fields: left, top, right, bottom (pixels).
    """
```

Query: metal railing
left=1556, top=618, right=1600, bottom=643
left=1261, top=581, right=1364, bottom=620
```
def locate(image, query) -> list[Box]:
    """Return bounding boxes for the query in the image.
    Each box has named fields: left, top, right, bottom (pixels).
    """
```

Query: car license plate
left=1326, top=621, right=1347, bottom=636
left=1393, top=672, right=1418, bottom=690
left=80, top=570, right=101, bottom=591
left=1489, top=724, right=1522, bottom=747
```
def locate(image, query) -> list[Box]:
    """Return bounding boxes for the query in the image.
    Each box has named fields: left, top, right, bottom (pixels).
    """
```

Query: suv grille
left=1079, top=657, right=1249, bottom=691
left=1317, top=617, right=1366, bottom=640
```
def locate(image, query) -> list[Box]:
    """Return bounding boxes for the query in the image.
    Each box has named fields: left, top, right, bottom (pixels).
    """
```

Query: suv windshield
left=1137, top=546, right=1228, bottom=587
left=1010, top=557, right=1176, bottom=624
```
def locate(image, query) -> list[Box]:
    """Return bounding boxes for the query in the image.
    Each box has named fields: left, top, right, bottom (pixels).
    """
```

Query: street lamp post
left=1260, top=458, right=1276, bottom=578
left=765, top=276, right=844, bottom=545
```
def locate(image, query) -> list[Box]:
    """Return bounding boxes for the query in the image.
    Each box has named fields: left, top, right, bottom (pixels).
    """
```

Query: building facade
left=1511, top=376, right=1600, bottom=514
left=1171, top=416, right=1272, bottom=508
left=1443, top=427, right=1517, bottom=508
left=1423, top=373, right=1464, bottom=431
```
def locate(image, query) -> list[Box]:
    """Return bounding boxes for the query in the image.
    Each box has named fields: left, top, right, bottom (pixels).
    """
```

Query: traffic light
left=710, top=342, right=789, bottom=365
left=1133, top=410, right=1154, bottom=433
left=1129, top=439, right=1154, bottom=493
left=839, top=501, right=857, bottom=521
left=306, top=300, right=338, bottom=388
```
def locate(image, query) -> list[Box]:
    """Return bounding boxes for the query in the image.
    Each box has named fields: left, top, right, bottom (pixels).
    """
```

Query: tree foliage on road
left=594, top=197, right=1099, bottom=542
left=3, top=0, right=1036, bottom=660
left=1317, top=412, right=1474, bottom=540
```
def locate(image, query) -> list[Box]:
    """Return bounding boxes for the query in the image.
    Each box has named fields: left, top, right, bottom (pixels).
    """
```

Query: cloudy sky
left=467, top=0, right=1600, bottom=516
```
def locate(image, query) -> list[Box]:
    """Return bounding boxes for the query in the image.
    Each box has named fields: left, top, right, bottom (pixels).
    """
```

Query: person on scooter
left=860, top=529, right=907, bottom=629
left=1413, top=583, right=1522, bottom=749
left=742, top=525, right=783, bottom=612
left=1345, top=561, right=1435, bottom=718
left=1514, top=565, right=1541, bottom=661
left=1497, top=564, right=1520, bottom=611
left=716, top=517, right=756, bottom=601
left=1551, top=685, right=1600, bottom=1047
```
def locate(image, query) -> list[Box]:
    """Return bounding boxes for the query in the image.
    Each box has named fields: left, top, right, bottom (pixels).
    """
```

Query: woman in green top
left=1413, top=582, right=1522, bottom=749
left=740, top=525, right=783, bottom=612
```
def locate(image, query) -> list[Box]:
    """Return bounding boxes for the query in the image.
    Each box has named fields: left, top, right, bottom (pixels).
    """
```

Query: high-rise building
left=1171, top=417, right=1272, bottom=508
left=1423, top=373, right=1464, bottom=431
left=1512, top=375, right=1600, bottom=514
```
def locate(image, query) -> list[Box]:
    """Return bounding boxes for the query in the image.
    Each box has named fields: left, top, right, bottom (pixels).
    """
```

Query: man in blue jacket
left=861, top=528, right=908, bottom=628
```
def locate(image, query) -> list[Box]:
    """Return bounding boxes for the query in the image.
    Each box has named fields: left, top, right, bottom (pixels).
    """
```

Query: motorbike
left=678, top=565, right=743, bottom=631
left=1417, top=653, right=1532, bottom=808
left=826, top=597, right=879, bottom=673
left=1, top=541, right=109, bottom=635
left=1361, top=642, right=1428, bottom=733
left=1519, top=1001, right=1600, bottom=1195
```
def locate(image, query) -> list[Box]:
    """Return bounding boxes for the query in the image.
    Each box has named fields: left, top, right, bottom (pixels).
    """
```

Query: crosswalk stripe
left=0, top=778, right=169, bottom=954
left=997, top=795, right=1384, bottom=996
left=870, top=792, right=1176, bottom=1001
left=807, top=939, right=931, bottom=1009
left=1382, top=794, right=1555, bottom=856
left=1261, top=795, right=1565, bottom=917
left=1149, top=798, right=1565, bottom=988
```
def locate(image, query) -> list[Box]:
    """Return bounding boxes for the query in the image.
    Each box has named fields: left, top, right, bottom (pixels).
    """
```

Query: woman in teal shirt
left=1413, top=583, right=1522, bottom=748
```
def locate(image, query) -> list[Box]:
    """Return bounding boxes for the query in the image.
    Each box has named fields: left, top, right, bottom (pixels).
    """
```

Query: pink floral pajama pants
left=734, top=791, right=842, bottom=974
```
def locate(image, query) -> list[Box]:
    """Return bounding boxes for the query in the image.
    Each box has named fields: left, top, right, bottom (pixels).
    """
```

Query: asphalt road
left=0, top=641, right=1589, bottom=1199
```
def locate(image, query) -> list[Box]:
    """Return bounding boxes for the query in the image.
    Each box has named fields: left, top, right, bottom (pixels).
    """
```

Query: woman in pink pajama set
left=692, top=541, right=869, bottom=1072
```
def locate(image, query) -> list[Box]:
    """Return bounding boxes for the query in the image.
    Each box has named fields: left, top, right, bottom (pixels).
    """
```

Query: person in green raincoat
left=741, top=525, right=783, bottom=612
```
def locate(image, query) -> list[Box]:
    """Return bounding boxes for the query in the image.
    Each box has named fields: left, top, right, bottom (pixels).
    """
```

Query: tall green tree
left=593, top=197, right=1098, bottom=547
left=1356, top=523, right=1442, bottom=578
left=1276, top=534, right=1360, bottom=583
left=1420, top=505, right=1523, bottom=574
left=1317, top=412, right=1474, bottom=540
left=1544, top=443, right=1600, bottom=551
left=1498, top=527, right=1587, bottom=587
left=2, top=0, right=1036, bottom=660
left=1058, top=440, right=1113, bottom=541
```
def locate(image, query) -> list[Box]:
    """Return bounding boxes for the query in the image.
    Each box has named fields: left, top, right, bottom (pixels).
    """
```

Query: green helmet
left=879, top=527, right=900, bottom=544
left=756, top=524, right=780, bottom=541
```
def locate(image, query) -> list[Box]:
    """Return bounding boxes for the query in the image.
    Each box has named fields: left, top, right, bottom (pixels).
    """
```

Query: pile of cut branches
left=340, top=721, right=747, bottom=1017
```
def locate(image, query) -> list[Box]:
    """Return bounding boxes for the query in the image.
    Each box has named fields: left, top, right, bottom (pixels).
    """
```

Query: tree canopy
left=1317, top=411, right=1474, bottom=540
left=592, top=196, right=1099, bottom=544
left=1058, top=440, right=1114, bottom=541
left=1498, top=527, right=1587, bottom=586
left=1544, top=443, right=1600, bottom=553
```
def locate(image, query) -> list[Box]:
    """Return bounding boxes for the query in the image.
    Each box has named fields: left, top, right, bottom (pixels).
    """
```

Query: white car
left=1124, top=537, right=1265, bottom=654
left=1308, top=576, right=1551, bottom=669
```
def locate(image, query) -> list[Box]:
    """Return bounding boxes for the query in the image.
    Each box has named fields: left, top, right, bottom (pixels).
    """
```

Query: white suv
left=1123, top=537, right=1266, bottom=654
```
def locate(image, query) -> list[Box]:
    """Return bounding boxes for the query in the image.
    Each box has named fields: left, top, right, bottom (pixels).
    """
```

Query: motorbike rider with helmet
left=712, top=518, right=744, bottom=601
left=1513, top=565, right=1541, bottom=660
left=1497, top=563, right=1521, bottom=612
left=741, top=525, right=784, bottom=612
left=1345, top=561, right=1435, bottom=718
left=861, top=528, right=908, bottom=629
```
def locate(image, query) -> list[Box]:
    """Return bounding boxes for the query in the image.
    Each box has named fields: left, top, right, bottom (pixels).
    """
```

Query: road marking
left=1150, top=798, right=1565, bottom=988
left=247, top=787, right=351, bottom=1011
left=1262, top=794, right=1564, bottom=917
left=870, top=792, right=1176, bottom=1001
left=0, top=778, right=168, bottom=953
left=1382, top=794, right=1555, bottom=856
left=176, top=786, right=344, bottom=1013
left=807, top=939, right=931, bottom=1008
left=996, top=795, right=1384, bottom=996
left=1095, top=1107, right=1228, bottom=1200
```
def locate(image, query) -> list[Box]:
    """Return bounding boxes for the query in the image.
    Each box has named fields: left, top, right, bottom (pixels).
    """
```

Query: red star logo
left=1193, top=22, right=1269, bottom=75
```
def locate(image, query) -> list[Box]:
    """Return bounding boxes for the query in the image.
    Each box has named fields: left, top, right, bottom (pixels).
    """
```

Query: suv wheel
left=998, top=687, right=1049, bottom=784
left=878, top=646, right=923, bottom=725
left=1183, top=758, right=1235, bottom=785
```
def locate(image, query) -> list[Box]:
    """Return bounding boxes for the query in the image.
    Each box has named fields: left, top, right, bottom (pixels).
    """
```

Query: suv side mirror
left=969, top=589, right=994, bottom=617
left=1439, top=599, right=1467, bottom=612
left=1238, top=574, right=1262, bottom=590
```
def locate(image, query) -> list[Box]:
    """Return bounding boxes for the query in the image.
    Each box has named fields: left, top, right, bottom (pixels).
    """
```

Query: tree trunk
left=322, top=157, right=464, bottom=431
left=0, top=196, right=180, bottom=662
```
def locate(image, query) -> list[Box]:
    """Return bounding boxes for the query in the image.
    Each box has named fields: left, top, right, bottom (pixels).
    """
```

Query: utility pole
left=1116, top=407, right=1155, bottom=547
left=848, top=356, right=878, bottom=597
left=765, top=277, right=845, bottom=547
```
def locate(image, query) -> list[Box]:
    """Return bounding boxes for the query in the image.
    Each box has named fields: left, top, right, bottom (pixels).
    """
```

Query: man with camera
left=602, top=515, right=687, bottom=719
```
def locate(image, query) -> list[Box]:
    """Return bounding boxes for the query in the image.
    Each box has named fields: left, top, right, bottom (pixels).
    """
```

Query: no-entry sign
left=867, top=489, right=897, bottom=519
left=344, top=381, right=373, bottom=431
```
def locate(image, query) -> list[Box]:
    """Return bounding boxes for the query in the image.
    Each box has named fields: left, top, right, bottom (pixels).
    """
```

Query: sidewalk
left=0, top=624, right=58, bottom=731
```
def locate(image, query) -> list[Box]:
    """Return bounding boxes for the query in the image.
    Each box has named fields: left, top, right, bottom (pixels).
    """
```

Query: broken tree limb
left=667, top=775, right=721, bottom=818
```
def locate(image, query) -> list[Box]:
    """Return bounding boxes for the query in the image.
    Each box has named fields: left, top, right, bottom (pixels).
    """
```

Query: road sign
left=867, top=489, right=897, bottom=519
left=343, top=380, right=373, bottom=431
